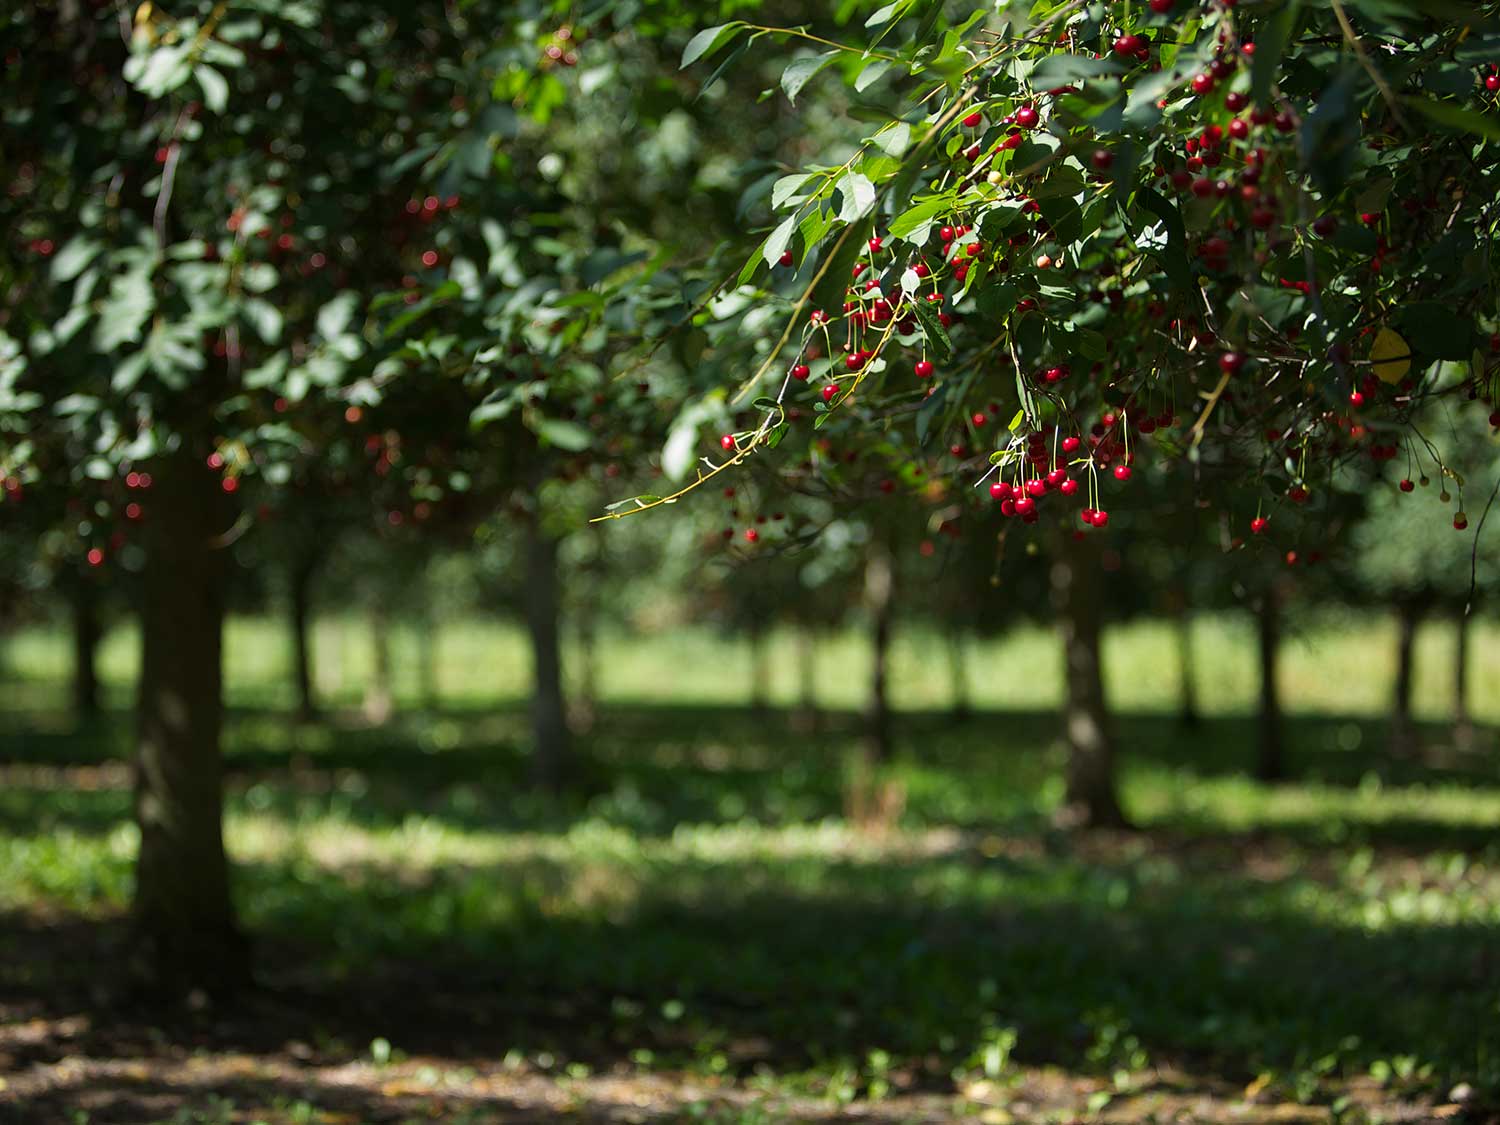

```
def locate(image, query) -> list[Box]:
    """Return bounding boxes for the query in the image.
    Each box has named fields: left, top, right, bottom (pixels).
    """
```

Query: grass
left=1, top=613, right=1498, bottom=1123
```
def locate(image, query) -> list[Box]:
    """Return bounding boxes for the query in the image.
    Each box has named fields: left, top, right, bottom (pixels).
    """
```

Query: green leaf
left=782, top=51, right=838, bottom=105
left=909, top=295, right=953, bottom=361
left=112, top=351, right=149, bottom=393
left=1405, top=96, right=1500, bottom=141
left=762, top=215, right=797, bottom=268
left=854, top=58, right=893, bottom=93
left=1135, top=188, right=1191, bottom=291
left=1252, top=2, right=1300, bottom=107
left=50, top=238, right=100, bottom=284
left=195, top=64, right=229, bottom=113
left=95, top=270, right=153, bottom=351
left=317, top=292, right=359, bottom=340
left=866, top=1, right=907, bottom=26
left=772, top=173, right=816, bottom=210
left=681, top=23, right=742, bottom=68
left=244, top=298, right=283, bottom=344
left=1398, top=302, right=1475, bottom=360
left=241, top=263, right=278, bottom=294
left=535, top=418, right=592, bottom=451
left=889, top=196, right=949, bottom=242
left=873, top=121, right=911, bottom=157
left=810, top=217, right=873, bottom=317
left=1032, top=54, right=1124, bottom=85
left=837, top=171, right=877, bottom=222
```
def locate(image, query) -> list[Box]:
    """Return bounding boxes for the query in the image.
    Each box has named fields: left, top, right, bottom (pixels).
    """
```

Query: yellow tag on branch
left=1369, top=327, right=1411, bottom=384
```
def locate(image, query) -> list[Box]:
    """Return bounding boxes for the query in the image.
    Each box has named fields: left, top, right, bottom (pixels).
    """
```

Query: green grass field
left=1, top=612, right=1497, bottom=1123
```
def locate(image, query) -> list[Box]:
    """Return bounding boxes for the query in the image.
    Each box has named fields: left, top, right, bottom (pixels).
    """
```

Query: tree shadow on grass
left=0, top=828, right=1493, bottom=1120
left=2, top=704, right=1498, bottom=857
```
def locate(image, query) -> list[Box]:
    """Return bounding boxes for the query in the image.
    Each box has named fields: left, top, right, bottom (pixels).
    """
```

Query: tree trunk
left=418, top=604, right=440, bottom=715
left=570, top=607, right=597, bottom=733
left=132, top=444, right=246, bottom=991
left=863, top=542, right=895, bottom=765
left=71, top=581, right=102, bottom=720
left=747, top=621, right=770, bottom=716
left=792, top=628, right=819, bottom=733
left=289, top=557, right=318, bottom=722
left=1256, top=586, right=1286, bottom=782
left=362, top=602, right=393, bottom=724
left=1176, top=607, right=1200, bottom=730
left=1051, top=532, right=1128, bottom=828
left=525, top=519, right=569, bottom=793
left=948, top=631, right=972, bottom=723
left=1453, top=609, right=1474, bottom=748
left=1390, top=599, right=1421, bottom=756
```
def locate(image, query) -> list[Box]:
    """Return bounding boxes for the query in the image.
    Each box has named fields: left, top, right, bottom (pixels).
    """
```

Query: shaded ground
left=2, top=702, right=1498, bottom=1124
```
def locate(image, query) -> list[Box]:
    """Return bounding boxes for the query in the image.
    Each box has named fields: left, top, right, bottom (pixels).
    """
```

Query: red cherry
left=720, top=434, right=735, bottom=451
left=1149, top=0, right=1172, bottom=10
left=1250, top=516, right=1269, bottom=534
left=1061, top=435, right=1081, bottom=454
left=1014, top=496, right=1036, bottom=516
left=1090, top=509, right=1110, bottom=527
left=1312, top=216, right=1338, bottom=238
left=1191, top=73, right=1215, bottom=95
left=1225, top=91, right=1248, bottom=112
left=868, top=237, right=883, bottom=253
left=822, top=384, right=837, bottom=402
left=778, top=250, right=793, bottom=267
left=990, top=481, right=1012, bottom=500
left=1059, top=478, right=1078, bottom=495
left=1091, top=149, right=1114, bottom=171
left=792, top=364, right=810, bottom=381
left=744, top=528, right=759, bottom=543
left=86, top=548, right=104, bottom=567
left=1228, top=118, right=1250, bottom=141
left=1454, top=512, right=1469, bottom=530
left=1219, top=351, right=1245, bottom=375
left=1015, top=105, right=1039, bottom=128
left=962, top=111, right=983, bottom=127
left=1486, top=75, right=1500, bottom=92
left=1288, top=485, right=1309, bottom=503
left=1398, top=479, right=1414, bottom=493
left=1113, top=464, right=1132, bottom=481
left=914, top=359, right=935, bottom=378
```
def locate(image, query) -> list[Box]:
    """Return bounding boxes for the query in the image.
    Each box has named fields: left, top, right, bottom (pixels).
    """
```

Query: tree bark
left=362, top=602, right=393, bottom=724
left=525, top=518, right=569, bottom=793
left=747, top=620, right=770, bottom=716
left=418, top=603, right=441, bottom=715
left=1390, top=598, right=1421, bottom=756
left=864, top=542, right=895, bottom=765
left=132, top=444, right=246, bottom=991
left=1175, top=607, right=1200, bottom=730
left=1256, top=586, right=1287, bottom=782
left=71, top=581, right=103, bottom=721
left=793, top=627, right=819, bottom=733
left=289, top=556, right=319, bottom=722
left=1051, top=533, right=1128, bottom=828
left=1453, top=609, right=1474, bottom=747
left=948, top=631, right=972, bottom=723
